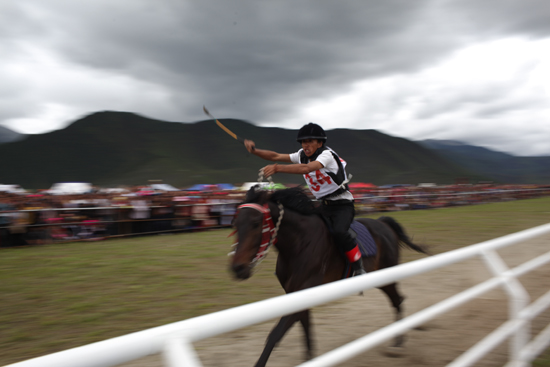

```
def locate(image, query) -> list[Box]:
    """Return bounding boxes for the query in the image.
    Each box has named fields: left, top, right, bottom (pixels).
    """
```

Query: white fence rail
left=7, top=223, right=550, bottom=367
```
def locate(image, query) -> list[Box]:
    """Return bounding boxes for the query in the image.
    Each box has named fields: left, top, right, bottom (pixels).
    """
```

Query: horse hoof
left=383, top=346, right=406, bottom=358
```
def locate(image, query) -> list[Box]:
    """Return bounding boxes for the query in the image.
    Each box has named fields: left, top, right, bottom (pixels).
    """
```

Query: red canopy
left=348, top=183, right=376, bottom=189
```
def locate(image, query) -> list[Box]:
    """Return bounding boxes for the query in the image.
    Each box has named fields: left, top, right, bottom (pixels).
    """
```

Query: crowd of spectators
left=0, top=183, right=548, bottom=247
left=0, top=188, right=241, bottom=247
left=352, top=183, right=550, bottom=213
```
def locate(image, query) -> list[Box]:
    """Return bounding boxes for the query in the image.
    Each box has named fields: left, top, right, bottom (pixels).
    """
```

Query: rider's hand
left=244, top=139, right=256, bottom=153
left=262, top=164, right=278, bottom=178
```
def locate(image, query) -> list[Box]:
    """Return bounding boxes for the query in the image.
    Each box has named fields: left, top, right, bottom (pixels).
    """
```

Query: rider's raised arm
left=244, top=139, right=292, bottom=163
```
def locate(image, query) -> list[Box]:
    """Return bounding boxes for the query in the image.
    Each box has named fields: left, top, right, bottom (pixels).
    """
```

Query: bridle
left=229, top=200, right=284, bottom=269
left=228, top=167, right=285, bottom=268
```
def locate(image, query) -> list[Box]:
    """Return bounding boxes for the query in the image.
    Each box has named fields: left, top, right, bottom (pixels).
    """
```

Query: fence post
left=481, top=249, right=531, bottom=362
left=163, top=337, right=202, bottom=367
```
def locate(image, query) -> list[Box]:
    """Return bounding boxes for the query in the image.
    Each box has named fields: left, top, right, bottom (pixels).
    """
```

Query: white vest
left=295, top=147, right=349, bottom=200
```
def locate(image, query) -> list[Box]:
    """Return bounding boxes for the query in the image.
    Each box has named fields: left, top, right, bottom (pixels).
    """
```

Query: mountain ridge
left=0, top=111, right=546, bottom=189
left=0, top=125, right=24, bottom=144
left=417, top=139, right=550, bottom=184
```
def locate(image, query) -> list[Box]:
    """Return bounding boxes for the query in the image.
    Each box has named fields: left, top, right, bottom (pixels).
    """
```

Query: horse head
left=230, top=187, right=272, bottom=280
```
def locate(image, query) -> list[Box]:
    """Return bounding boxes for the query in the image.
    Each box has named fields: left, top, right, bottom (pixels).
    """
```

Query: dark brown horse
left=230, top=187, right=428, bottom=367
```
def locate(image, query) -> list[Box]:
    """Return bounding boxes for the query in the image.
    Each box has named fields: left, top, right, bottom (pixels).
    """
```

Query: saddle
left=349, top=220, right=377, bottom=257
left=320, top=214, right=377, bottom=258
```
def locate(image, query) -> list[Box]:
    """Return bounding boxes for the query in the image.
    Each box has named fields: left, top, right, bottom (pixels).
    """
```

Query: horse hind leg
left=379, top=283, right=406, bottom=349
left=254, top=310, right=311, bottom=367
left=299, top=309, right=314, bottom=360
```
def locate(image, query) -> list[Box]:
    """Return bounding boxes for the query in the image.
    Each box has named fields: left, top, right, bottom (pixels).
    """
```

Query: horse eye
left=251, top=220, right=261, bottom=228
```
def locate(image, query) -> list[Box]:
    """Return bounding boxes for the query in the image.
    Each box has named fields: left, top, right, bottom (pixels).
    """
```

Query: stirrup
left=351, top=257, right=366, bottom=277
left=352, top=262, right=366, bottom=296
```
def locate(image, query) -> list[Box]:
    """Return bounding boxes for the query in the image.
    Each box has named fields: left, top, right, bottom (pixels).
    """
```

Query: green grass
left=535, top=351, right=550, bottom=367
left=1, top=197, right=549, bottom=365
left=362, top=197, right=550, bottom=261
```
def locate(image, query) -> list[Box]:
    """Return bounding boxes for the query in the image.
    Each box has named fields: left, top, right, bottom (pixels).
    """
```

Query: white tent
left=150, top=184, right=179, bottom=191
left=47, top=182, right=93, bottom=195
left=0, top=184, right=27, bottom=194
left=98, top=188, right=130, bottom=194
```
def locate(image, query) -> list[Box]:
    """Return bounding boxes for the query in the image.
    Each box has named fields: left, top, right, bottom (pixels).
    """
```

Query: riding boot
left=351, top=257, right=367, bottom=277
left=345, top=245, right=367, bottom=277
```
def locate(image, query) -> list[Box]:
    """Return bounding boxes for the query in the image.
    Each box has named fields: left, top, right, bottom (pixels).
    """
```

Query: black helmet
left=296, top=123, right=327, bottom=142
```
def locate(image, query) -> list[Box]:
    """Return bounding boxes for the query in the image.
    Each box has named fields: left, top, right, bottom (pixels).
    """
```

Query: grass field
left=1, top=197, right=549, bottom=365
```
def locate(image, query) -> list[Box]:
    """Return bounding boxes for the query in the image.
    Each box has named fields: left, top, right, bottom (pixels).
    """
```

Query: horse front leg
left=254, top=310, right=310, bottom=367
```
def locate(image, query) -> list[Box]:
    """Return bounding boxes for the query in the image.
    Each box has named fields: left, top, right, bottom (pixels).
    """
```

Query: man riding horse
left=244, top=123, right=367, bottom=277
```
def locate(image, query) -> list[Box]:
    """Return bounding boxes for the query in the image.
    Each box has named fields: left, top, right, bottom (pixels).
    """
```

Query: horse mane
left=244, top=186, right=320, bottom=215
left=244, top=185, right=270, bottom=204
left=269, top=187, right=320, bottom=215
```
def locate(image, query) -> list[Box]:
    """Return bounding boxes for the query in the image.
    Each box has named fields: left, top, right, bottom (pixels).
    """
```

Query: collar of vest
left=300, top=145, right=327, bottom=163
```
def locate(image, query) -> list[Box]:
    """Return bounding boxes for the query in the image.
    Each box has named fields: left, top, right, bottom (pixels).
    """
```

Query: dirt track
left=119, top=233, right=550, bottom=367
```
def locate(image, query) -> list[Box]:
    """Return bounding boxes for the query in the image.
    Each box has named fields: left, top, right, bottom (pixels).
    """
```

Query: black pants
left=321, top=200, right=356, bottom=253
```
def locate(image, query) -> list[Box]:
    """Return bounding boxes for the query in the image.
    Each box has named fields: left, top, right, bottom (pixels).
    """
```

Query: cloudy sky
left=2, top=0, right=549, bottom=156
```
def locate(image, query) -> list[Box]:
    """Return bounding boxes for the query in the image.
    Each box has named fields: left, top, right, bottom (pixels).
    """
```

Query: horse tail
left=378, top=216, right=430, bottom=255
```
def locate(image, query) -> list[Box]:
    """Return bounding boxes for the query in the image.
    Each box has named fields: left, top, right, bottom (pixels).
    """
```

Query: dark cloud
left=448, top=0, right=550, bottom=37
left=4, top=1, right=450, bottom=119
left=1, top=0, right=549, bottom=156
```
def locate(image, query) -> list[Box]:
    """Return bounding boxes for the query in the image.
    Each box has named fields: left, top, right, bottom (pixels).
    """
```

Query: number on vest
left=315, top=170, right=332, bottom=185
left=306, top=170, right=333, bottom=192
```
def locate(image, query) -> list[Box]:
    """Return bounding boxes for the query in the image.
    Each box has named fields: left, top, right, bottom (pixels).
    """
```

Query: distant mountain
left=0, top=111, right=488, bottom=189
left=418, top=139, right=550, bottom=184
left=0, top=125, right=24, bottom=144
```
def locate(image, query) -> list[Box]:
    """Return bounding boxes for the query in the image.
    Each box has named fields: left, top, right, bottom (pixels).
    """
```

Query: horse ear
left=245, top=186, right=259, bottom=202
left=257, top=189, right=269, bottom=205
left=245, top=185, right=269, bottom=204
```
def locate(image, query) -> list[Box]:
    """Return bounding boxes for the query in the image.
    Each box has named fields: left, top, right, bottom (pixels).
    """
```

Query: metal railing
left=7, top=223, right=550, bottom=367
